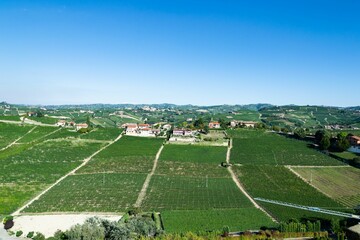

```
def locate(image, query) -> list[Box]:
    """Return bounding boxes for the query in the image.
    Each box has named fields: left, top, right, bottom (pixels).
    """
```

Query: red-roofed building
left=209, top=122, right=221, bottom=129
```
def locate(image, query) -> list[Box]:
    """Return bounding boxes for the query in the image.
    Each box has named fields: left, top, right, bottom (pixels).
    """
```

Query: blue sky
left=0, top=1, right=359, bottom=106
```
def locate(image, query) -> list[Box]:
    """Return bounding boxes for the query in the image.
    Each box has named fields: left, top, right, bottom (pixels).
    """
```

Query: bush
left=32, top=232, right=46, bottom=240
left=27, top=231, right=34, bottom=238
left=2, top=215, right=13, bottom=224
left=15, top=230, right=23, bottom=237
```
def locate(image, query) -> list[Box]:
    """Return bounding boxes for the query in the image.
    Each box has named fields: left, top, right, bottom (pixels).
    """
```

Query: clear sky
left=0, top=0, right=359, bottom=106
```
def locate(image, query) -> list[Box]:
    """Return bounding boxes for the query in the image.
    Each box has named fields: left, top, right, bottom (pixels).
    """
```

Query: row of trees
left=315, top=130, right=351, bottom=152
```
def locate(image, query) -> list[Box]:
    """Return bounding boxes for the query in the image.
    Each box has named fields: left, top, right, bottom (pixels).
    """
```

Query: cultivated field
left=0, top=123, right=33, bottom=149
left=0, top=139, right=105, bottom=214
left=233, top=165, right=346, bottom=222
left=228, top=130, right=343, bottom=166
left=24, top=173, right=147, bottom=213
left=161, top=208, right=275, bottom=233
left=78, top=136, right=164, bottom=174
left=142, top=175, right=252, bottom=210
left=291, top=166, right=360, bottom=208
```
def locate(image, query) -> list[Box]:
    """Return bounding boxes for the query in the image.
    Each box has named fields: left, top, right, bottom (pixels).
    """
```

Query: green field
left=24, top=173, right=147, bottom=213
left=79, top=128, right=123, bottom=141
left=291, top=166, right=360, bottom=208
left=233, top=165, right=346, bottom=222
left=142, top=175, right=253, bottom=211
left=162, top=208, right=275, bottom=233
left=24, top=136, right=164, bottom=213
left=78, top=136, right=164, bottom=174
left=17, top=126, right=59, bottom=143
left=0, top=139, right=105, bottom=214
left=160, top=144, right=227, bottom=164
left=28, top=116, right=58, bottom=124
left=228, top=130, right=343, bottom=166
left=0, top=123, right=33, bottom=149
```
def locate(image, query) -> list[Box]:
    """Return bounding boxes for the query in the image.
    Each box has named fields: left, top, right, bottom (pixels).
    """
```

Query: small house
left=76, top=123, right=88, bottom=131
left=209, top=122, right=221, bottom=129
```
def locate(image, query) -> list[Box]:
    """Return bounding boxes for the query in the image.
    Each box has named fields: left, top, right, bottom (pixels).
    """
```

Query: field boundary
left=135, top=144, right=164, bottom=207
left=12, top=133, right=124, bottom=215
left=226, top=138, right=278, bottom=223
left=0, top=126, right=37, bottom=151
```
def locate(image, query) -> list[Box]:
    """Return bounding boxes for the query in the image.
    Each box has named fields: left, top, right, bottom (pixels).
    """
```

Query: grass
left=228, top=130, right=343, bottom=166
left=162, top=208, right=276, bottom=233
left=78, top=136, right=164, bottom=174
left=0, top=123, right=33, bottom=149
left=23, top=173, right=147, bottom=213
left=0, top=140, right=105, bottom=214
left=233, top=165, right=346, bottom=222
left=142, top=175, right=253, bottom=211
left=160, top=145, right=227, bottom=164
left=291, top=166, right=360, bottom=208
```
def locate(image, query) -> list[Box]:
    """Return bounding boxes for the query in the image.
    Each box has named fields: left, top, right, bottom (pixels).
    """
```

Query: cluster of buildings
left=123, top=123, right=161, bottom=136
left=56, top=120, right=88, bottom=131
left=230, top=120, right=257, bottom=128
left=325, top=125, right=359, bottom=130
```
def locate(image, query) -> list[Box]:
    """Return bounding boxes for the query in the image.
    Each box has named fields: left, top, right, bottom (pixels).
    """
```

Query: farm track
left=0, top=126, right=37, bottom=151
left=226, top=138, right=278, bottom=223
left=12, top=133, right=124, bottom=216
left=134, top=145, right=164, bottom=208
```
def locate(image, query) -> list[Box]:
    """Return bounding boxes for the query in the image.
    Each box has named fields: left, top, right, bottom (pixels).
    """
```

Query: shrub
left=15, top=230, right=23, bottom=237
left=27, top=231, right=34, bottom=238
left=32, top=232, right=46, bottom=240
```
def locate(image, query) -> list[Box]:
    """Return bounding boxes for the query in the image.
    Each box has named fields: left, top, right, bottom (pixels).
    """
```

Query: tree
left=319, top=135, right=331, bottom=150
left=315, top=130, right=330, bottom=144
left=194, top=118, right=204, bottom=129
left=294, top=128, right=306, bottom=139
left=335, top=132, right=350, bottom=152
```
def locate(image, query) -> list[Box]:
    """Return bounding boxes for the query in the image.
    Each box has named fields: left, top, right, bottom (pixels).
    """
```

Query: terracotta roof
left=350, top=135, right=360, bottom=141
left=138, top=124, right=150, bottom=126
left=210, top=122, right=220, bottom=124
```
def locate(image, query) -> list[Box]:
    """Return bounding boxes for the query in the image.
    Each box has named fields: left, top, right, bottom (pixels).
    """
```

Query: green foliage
left=79, top=136, right=164, bottom=174
left=0, top=123, right=33, bottom=149
left=161, top=209, right=275, bottom=233
left=26, top=231, right=34, bottom=238
left=142, top=175, right=253, bottom=210
left=279, top=220, right=321, bottom=232
left=319, top=135, right=331, bottom=150
left=160, top=145, right=227, bottom=164
left=24, top=173, right=147, bottom=212
left=315, top=130, right=330, bottom=144
left=0, top=140, right=105, bottom=214
left=294, top=128, right=306, bottom=139
left=233, top=165, right=344, bottom=222
left=229, top=130, right=342, bottom=165
left=335, top=133, right=350, bottom=152
left=15, top=230, right=23, bottom=237
left=2, top=215, right=13, bottom=224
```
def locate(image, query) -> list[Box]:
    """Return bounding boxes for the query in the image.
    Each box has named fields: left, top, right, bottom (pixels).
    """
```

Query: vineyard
left=0, top=123, right=33, bottom=149
left=291, top=166, right=360, bottom=208
left=0, top=136, right=105, bottom=214
left=23, top=173, right=147, bottom=212
left=232, top=165, right=346, bottom=221
left=78, top=136, right=164, bottom=174
left=229, top=130, right=343, bottom=166
left=161, top=208, right=275, bottom=233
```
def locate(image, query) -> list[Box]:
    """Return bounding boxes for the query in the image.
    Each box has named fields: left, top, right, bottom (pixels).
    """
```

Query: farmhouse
left=56, top=120, right=67, bottom=127
left=230, top=120, right=257, bottom=128
left=173, top=129, right=185, bottom=136
left=75, top=123, right=88, bottom=131
left=347, top=135, right=360, bottom=153
left=208, top=122, right=221, bottom=129
left=125, top=124, right=138, bottom=134
left=138, top=123, right=151, bottom=129
left=348, top=135, right=360, bottom=146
